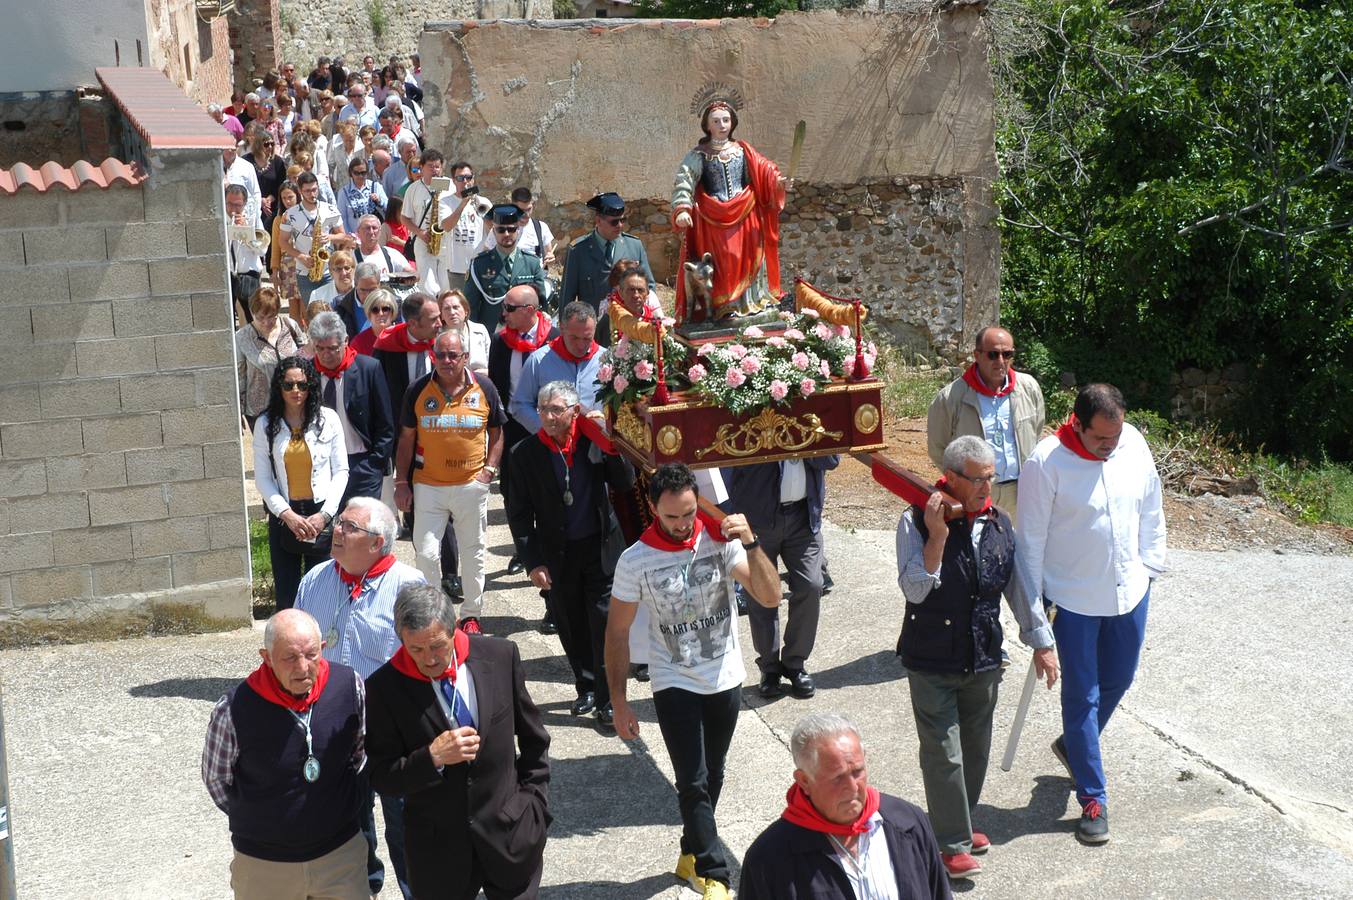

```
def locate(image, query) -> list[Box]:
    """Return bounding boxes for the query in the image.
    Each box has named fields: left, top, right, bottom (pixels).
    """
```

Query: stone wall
left=145, top=0, right=235, bottom=105
left=0, top=90, right=119, bottom=169
left=231, top=0, right=283, bottom=89
left=1170, top=364, right=1249, bottom=424
left=419, top=10, right=999, bottom=360
left=0, top=151, right=250, bottom=644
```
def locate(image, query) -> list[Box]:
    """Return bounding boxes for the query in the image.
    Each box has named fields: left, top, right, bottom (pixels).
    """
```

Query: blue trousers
left=360, top=780, right=411, bottom=899
left=1053, top=588, right=1150, bottom=806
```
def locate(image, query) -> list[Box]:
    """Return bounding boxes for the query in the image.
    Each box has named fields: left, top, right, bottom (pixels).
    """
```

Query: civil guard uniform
left=559, top=192, right=655, bottom=345
left=464, top=204, right=547, bottom=334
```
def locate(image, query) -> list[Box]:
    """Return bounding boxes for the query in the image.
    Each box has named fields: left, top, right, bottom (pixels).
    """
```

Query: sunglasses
left=432, top=351, right=466, bottom=361
left=602, top=215, right=627, bottom=225
left=281, top=381, right=309, bottom=391
left=984, top=350, right=1016, bottom=361
left=351, top=169, right=368, bottom=175
left=495, top=226, right=518, bottom=234
left=371, top=306, right=396, bottom=315
left=453, top=174, right=474, bottom=182
left=334, top=518, right=379, bottom=536
left=503, top=302, right=537, bottom=313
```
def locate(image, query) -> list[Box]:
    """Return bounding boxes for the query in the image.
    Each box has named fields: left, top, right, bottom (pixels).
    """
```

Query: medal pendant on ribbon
left=562, top=489, right=573, bottom=507
left=303, top=755, right=321, bottom=783
left=324, top=628, right=339, bottom=646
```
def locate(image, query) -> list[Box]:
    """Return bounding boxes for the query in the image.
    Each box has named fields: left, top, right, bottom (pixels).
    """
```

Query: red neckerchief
left=549, top=335, right=600, bottom=364
left=335, top=553, right=396, bottom=601
left=781, top=783, right=881, bottom=837
left=389, top=630, right=471, bottom=683
left=500, top=311, right=552, bottom=353
left=936, top=477, right=992, bottom=522
left=373, top=321, right=434, bottom=354
left=244, top=657, right=331, bottom=712
left=314, top=344, right=358, bottom=379
left=536, top=415, right=616, bottom=467
left=962, top=363, right=1016, bottom=399
left=1056, top=415, right=1104, bottom=462
left=638, top=508, right=729, bottom=552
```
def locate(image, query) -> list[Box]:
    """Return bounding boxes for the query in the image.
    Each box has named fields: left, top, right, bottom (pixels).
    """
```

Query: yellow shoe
left=702, top=880, right=731, bottom=900
left=674, top=852, right=705, bottom=892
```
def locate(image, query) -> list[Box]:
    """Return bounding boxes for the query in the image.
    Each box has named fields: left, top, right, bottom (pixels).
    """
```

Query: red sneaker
left=970, top=831, right=990, bottom=854
left=459, top=617, right=482, bottom=635
left=942, top=852, right=982, bottom=879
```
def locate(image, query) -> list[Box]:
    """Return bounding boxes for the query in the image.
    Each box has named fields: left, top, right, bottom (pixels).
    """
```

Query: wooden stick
left=853, top=451, right=964, bottom=520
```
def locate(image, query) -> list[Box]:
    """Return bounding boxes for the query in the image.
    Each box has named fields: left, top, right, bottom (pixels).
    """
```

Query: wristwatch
left=742, top=537, right=760, bottom=550
left=483, top=465, right=498, bottom=477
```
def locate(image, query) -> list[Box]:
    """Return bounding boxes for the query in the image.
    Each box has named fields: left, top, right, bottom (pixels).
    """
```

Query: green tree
left=993, top=0, right=1353, bottom=459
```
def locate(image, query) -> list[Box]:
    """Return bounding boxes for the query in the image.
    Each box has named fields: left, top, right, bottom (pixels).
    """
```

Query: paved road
left=2, top=494, right=1351, bottom=899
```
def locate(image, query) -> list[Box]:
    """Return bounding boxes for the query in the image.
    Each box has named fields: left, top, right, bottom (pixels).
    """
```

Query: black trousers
left=230, top=270, right=259, bottom=323
left=267, top=512, right=326, bottom=609
left=498, top=421, right=531, bottom=559
left=546, top=538, right=612, bottom=707
left=652, top=685, right=741, bottom=886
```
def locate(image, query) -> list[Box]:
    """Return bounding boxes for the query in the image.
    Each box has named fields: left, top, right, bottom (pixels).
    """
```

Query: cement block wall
left=419, top=9, right=1000, bottom=359
left=0, top=150, right=251, bottom=644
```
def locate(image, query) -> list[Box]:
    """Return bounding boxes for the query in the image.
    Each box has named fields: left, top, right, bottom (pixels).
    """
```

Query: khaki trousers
left=229, top=830, right=367, bottom=900
left=991, top=479, right=1018, bottom=521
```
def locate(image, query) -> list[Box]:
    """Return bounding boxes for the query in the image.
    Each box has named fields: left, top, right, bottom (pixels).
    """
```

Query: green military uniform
left=464, top=246, right=546, bottom=333
left=559, top=230, right=655, bottom=346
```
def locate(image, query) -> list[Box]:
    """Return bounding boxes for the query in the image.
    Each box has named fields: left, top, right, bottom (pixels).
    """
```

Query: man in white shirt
left=225, top=184, right=265, bottom=325
left=1015, top=382, right=1167, bottom=846
left=401, top=150, right=482, bottom=294
left=353, top=215, right=414, bottom=280
left=223, top=145, right=261, bottom=225
left=279, top=172, right=355, bottom=301
left=479, top=187, right=556, bottom=267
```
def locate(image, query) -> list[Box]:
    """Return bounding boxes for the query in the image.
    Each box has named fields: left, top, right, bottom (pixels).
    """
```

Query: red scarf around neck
left=373, top=321, right=435, bottom=354
left=536, top=414, right=615, bottom=466
left=245, top=656, right=331, bottom=712
left=639, top=507, right=729, bottom=552
left=549, top=335, right=600, bottom=365
left=781, top=783, right=881, bottom=837
left=389, top=628, right=471, bottom=682
left=335, top=553, right=396, bottom=601
left=1056, top=415, right=1105, bottom=462
left=500, top=311, right=552, bottom=354
left=935, top=477, right=992, bottom=522
left=314, top=344, right=358, bottom=379
left=962, top=363, right=1016, bottom=398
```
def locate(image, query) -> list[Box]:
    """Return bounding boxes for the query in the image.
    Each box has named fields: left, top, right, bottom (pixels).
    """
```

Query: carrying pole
left=0, top=682, right=16, bottom=900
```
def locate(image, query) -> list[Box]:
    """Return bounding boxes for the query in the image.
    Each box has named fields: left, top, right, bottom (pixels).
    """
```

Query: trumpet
left=227, top=224, right=271, bottom=255
left=473, top=195, right=493, bottom=216
left=308, top=234, right=330, bottom=283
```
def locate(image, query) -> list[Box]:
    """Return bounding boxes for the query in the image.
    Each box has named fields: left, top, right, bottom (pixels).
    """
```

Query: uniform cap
left=585, top=192, right=625, bottom=216
left=490, top=204, right=524, bottom=225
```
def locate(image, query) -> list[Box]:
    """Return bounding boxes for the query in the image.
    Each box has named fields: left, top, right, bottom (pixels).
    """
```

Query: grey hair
left=373, top=135, right=395, bottom=153
left=354, top=261, right=383, bottom=284
left=308, top=310, right=348, bottom=344
left=263, top=608, right=321, bottom=652
left=361, top=287, right=397, bottom=320
left=224, top=183, right=248, bottom=200
left=207, top=102, right=223, bottom=115
left=559, top=300, right=597, bottom=327
left=394, top=583, right=457, bottom=637
left=434, top=327, right=465, bottom=349
left=538, top=380, right=579, bottom=409
left=341, top=496, right=397, bottom=552
left=790, top=713, right=863, bottom=773
left=357, top=213, right=382, bottom=230
left=245, top=91, right=260, bottom=103
left=942, top=435, right=995, bottom=474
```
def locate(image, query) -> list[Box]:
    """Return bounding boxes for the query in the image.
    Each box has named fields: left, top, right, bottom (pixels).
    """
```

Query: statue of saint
left=672, top=101, right=789, bottom=323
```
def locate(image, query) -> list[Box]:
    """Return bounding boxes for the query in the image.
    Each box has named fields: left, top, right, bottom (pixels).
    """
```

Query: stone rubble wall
left=0, top=150, right=251, bottom=644
left=1170, top=364, right=1249, bottom=424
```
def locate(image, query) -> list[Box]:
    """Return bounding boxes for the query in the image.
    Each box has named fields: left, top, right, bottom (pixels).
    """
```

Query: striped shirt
left=294, top=559, right=426, bottom=679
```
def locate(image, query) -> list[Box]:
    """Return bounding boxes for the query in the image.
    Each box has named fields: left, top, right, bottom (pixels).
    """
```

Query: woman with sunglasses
left=253, top=357, right=349, bottom=610
left=338, top=156, right=388, bottom=234
left=350, top=287, right=398, bottom=356
left=437, top=289, right=491, bottom=375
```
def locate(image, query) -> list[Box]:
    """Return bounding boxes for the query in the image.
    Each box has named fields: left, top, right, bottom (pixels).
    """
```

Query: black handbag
left=270, top=498, right=333, bottom=557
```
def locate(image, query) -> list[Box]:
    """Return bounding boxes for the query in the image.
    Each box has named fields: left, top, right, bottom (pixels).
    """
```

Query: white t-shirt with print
left=280, top=201, right=342, bottom=254
left=611, top=533, right=747, bottom=694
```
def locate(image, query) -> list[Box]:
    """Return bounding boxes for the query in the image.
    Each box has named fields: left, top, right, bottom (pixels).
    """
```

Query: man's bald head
left=260, top=609, right=325, bottom=697
left=263, top=608, right=322, bottom=651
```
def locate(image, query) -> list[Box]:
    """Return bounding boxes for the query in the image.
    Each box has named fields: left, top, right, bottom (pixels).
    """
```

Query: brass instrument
left=426, top=187, right=444, bottom=256
left=307, top=233, right=330, bottom=282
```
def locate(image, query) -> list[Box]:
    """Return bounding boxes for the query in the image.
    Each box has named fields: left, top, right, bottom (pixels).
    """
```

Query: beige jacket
left=927, top=370, right=1046, bottom=473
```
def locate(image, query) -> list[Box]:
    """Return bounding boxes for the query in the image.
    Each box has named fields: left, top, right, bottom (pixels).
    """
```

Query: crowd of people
left=208, top=53, right=1167, bottom=900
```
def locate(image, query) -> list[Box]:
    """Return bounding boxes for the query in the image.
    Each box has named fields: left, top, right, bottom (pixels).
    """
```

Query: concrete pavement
left=2, top=493, right=1351, bottom=898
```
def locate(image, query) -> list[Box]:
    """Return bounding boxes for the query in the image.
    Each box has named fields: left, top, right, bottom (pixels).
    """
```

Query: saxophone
left=307, top=233, right=330, bottom=282
left=426, top=187, right=444, bottom=256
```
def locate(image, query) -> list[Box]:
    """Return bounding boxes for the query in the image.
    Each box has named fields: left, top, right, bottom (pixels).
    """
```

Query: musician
left=280, top=172, right=354, bottom=303
left=401, top=150, right=481, bottom=295
left=226, top=184, right=266, bottom=326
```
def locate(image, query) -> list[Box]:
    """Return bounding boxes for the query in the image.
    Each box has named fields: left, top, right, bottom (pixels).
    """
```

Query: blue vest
left=897, top=509, right=1015, bottom=674
left=226, top=663, right=362, bottom=862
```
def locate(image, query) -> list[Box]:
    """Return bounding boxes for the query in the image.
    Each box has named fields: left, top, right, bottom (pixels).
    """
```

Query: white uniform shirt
left=280, top=201, right=342, bottom=255
left=403, top=179, right=457, bottom=258
left=1015, top=421, right=1167, bottom=617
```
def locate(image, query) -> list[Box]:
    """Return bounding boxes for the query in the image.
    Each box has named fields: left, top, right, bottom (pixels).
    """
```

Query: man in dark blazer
left=505, top=380, right=634, bottom=731
left=309, top=312, right=395, bottom=507
left=489, top=284, right=560, bottom=579
left=724, top=454, right=839, bottom=700
left=558, top=192, right=654, bottom=346
left=366, top=583, right=550, bottom=900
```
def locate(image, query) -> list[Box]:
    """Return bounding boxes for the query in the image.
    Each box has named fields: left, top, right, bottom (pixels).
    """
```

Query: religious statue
left=672, top=98, right=790, bottom=323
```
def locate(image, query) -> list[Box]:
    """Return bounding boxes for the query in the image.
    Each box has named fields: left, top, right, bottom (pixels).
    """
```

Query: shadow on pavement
left=811, top=649, right=905, bottom=689
left=546, top=753, right=681, bottom=837
left=129, top=677, right=238, bottom=702
left=519, top=653, right=575, bottom=686
left=973, top=775, right=1077, bottom=843
left=540, top=873, right=676, bottom=898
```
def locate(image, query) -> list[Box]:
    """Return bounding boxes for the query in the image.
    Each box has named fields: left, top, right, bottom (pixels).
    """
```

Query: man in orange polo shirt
left=394, top=329, right=506, bottom=634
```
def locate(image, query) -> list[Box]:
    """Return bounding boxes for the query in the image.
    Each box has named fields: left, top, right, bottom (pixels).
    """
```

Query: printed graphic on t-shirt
left=643, top=550, right=735, bottom=668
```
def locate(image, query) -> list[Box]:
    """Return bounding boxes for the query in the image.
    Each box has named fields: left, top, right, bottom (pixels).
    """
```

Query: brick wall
left=0, top=150, right=250, bottom=643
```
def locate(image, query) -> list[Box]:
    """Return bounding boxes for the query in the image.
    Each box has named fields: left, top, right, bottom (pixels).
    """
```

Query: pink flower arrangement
left=800, top=378, right=817, bottom=397
left=614, top=337, right=631, bottom=358
left=743, top=326, right=765, bottom=339
left=792, top=352, right=810, bottom=371
left=613, top=374, right=629, bottom=392
left=801, top=307, right=820, bottom=319
left=783, top=328, right=805, bottom=341
left=740, top=355, right=762, bottom=374
left=835, top=324, right=851, bottom=339
left=725, top=368, right=747, bottom=388
left=634, top=360, right=655, bottom=380
left=687, top=363, right=708, bottom=383
left=661, top=316, right=677, bottom=328
left=820, top=359, right=832, bottom=377
left=598, top=363, right=614, bottom=382
left=778, top=310, right=794, bottom=321
left=766, top=336, right=788, bottom=349
left=769, top=380, right=789, bottom=401
left=813, top=322, right=833, bottom=341
left=726, top=343, right=748, bottom=360
left=697, top=342, right=717, bottom=357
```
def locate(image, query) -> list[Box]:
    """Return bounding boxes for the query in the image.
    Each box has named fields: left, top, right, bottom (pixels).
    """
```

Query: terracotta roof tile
left=0, top=158, right=146, bottom=194
left=95, top=67, right=233, bottom=151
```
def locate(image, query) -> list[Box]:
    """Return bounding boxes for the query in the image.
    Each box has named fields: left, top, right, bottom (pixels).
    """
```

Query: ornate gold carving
left=695, top=409, right=844, bottom=460
left=655, top=425, right=683, bottom=456
left=614, top=404, right=652, bottom=453
left=854, top=403, right=880, bottom=434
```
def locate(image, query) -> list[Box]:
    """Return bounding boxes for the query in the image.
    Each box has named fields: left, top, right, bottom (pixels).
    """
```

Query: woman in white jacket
left=253, top=356, right=348, bottom=609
